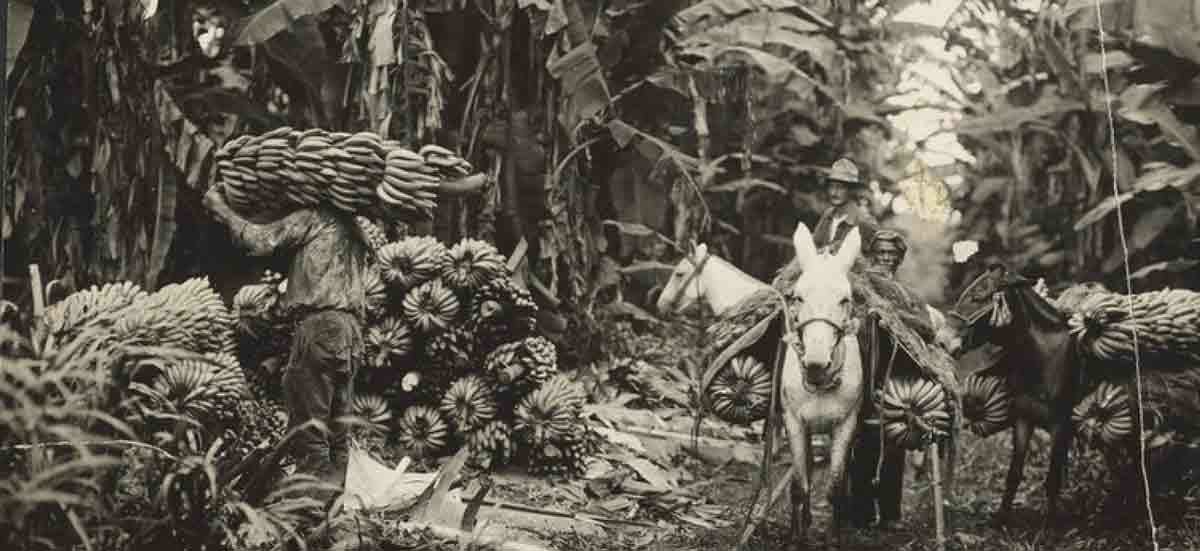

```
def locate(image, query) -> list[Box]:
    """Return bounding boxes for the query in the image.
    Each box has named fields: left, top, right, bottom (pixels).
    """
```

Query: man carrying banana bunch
left=204, top=183, right=370, bottom=508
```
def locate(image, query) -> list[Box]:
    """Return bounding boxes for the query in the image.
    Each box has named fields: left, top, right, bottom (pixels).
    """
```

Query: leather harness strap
left=666, top=250, right=711, bottom=313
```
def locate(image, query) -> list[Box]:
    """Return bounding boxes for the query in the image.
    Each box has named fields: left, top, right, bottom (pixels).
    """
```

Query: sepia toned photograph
left=2, top=1, right=1199, bottom=549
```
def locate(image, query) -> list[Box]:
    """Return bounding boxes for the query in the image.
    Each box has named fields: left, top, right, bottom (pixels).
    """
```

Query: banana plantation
left=3, top=0, right=1200, bottom=550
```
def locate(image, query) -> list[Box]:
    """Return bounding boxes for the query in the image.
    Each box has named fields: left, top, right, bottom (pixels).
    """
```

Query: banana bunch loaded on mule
left=656, top=158, right=962, bottom=549
left=201, top=127, right=485, bottom=511
left=952, top=263, right=1200, bottom=524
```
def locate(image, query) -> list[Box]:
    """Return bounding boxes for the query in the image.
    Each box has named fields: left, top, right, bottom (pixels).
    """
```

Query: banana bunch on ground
left=468, top=277, right=538, bottom=349
left=879, top=377, right=952, bottom=450
left=378, top=236, right=451, bottom=292
left=512, top=374, right=591, bottom=475
left=95, top=277, right=235, bottom=356
left=1067, top=288, right=1200, bottom=367
left=961, top=372, right=1012, bottom=437
left=365, top=316, right=414, bottom=369
left=229, top=272, right=292, bottom=403
left=363, top=265, right=389, bottom=318
left=1072, top=381, right=1134, bottom=448
left=705, top=355, right=772, bottom=425
left=465, top=420, right=514, bottom=469
left=439, top=375, right=499, bottom=433
left=228, top=235, right=592, bottom=477
left=442, top=239, right=509, bottom=291
left=525, top=423, right=603, bottom=478
left=214, top=127, right=473, bottom=219
left=425, top=327, right=476, bottom=372
left=394, top=405, right=450, bottom=458
left=38, top=281, right=148, bottom=343
left=483, top=336, right=559, bottom=391
left=402, top=279, right=461, bottom=333
left=352, top=394, right=393, bottom=428
left=137, top=352, right=248, bottom=428
left=221, top=398, right=288, bottom=464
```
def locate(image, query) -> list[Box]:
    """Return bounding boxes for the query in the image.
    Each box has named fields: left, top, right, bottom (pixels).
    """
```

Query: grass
left=522, top=430, right=1200, bottom=551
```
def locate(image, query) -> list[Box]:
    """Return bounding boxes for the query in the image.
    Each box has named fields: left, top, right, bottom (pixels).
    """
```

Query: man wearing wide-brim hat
left=812, top=158, right=879, bottom=254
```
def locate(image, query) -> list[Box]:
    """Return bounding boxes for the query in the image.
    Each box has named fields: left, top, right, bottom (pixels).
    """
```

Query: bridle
left=785, top=294, right=851, bottom=393
left=664, top=247, right=711, bottom=313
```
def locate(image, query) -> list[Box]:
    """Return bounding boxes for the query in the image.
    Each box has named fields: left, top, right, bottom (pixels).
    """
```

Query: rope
left=874, top=333, right=898, bottom=487
left=1093, top=3, right=1158, bottom=548
left=737, top=287, right=795, bottom=544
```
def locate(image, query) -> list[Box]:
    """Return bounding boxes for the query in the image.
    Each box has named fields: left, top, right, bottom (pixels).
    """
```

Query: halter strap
left=787, top=314, right=850, bottom=393
left=800, top=335, right=847, bottom=393
left=666, top=250, right=711, bottom=313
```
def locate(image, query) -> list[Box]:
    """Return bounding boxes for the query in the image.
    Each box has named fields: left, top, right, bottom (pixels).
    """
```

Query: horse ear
left=792, top=222, right=817, bottom=267
left=836, top=227, right=863, bottom=272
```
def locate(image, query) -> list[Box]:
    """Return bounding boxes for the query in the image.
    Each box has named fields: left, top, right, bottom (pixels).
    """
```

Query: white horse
left=781, top=223, right=864, bottom=550
left=654, top=242, right=769, bottom=317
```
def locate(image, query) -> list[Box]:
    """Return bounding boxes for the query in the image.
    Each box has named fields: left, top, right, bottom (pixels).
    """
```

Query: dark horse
left=953, top=264, right=1085, bottom=526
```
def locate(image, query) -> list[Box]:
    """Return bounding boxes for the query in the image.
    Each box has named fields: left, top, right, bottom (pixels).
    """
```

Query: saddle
left=698, top=258, right=962, bottom=421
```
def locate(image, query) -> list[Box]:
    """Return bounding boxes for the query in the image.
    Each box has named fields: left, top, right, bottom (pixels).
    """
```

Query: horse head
left=655, top=241, right=711, bottom=315
left=952, top=262, right=1067, bottom=351
left=787, top=222, right=861, bottom=389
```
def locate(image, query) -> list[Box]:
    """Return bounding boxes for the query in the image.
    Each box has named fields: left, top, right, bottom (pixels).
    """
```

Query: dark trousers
left=846, top=423, right=905, bottom=526
left=283, top=310, right=362, bottom=493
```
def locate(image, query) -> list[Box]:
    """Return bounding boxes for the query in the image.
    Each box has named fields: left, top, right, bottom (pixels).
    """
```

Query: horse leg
left=826, top=411, right=860, bottom=550
left=1044, top=416, right=1074, bottom=528
left=782, top=410, right=811, bottom=550
left=996, top=417, right=1032, bottom=526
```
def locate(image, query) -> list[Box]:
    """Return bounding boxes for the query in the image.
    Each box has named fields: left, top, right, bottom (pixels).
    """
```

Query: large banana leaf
left=548, top=43, right=610, bottom=132
left=667, top=0, right=830, bottom=40
left=1119, top=83, right=1200, bottom=160
left=235, top=0, right=351, bottom=46
left=955, top=93, right=1086, bottom=135
left=675, top=13, right=835, bottom=70
left=671, top=46, right=820, bottom=107
left=1074, top=164, right=1200, bottom=230
left=6, top=0, right=35, bottom=77
left=1099, top=202, right=1182, bottom=273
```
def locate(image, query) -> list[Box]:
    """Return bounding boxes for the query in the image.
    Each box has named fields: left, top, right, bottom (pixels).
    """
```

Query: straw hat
left=827, top=158, right=861, bottom=185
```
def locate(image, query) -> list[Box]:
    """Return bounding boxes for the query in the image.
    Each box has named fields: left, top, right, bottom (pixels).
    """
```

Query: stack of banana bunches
left=705, top=355, right=953, bottom=451
left=959, top=284, right=1200, bottom=469
left=214, top=127, right=472, bottom=218
left=31, top=277, right=281, bottom=464
left=232, top=228, right=600, bottom=476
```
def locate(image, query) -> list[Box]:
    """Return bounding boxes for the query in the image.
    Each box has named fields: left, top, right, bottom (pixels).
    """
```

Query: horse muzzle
left=802, top=362, right=839, bottom=389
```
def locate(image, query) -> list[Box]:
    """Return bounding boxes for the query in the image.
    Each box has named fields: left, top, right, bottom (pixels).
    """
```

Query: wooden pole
left=29, top=264, right=44, bottom=319
left=931, top=440, right=946, bottom=551
left=736, top=465, right=793, bottom=549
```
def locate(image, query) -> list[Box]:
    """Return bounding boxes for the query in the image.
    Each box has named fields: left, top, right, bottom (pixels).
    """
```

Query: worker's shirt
left=814, top=204, right=878, bottom=254
left=228, top=208, right=370, bottom=318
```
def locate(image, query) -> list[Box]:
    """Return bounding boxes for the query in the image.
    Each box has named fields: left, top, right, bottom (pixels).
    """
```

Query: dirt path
left=514, top=433, right=1200, bottom=551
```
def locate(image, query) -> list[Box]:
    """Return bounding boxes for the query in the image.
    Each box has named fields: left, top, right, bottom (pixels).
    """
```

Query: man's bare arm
left=203, top=185, right=316, bottom=256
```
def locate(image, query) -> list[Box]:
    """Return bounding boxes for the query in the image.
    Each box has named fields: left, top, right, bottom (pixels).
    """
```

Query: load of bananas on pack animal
left=21, top=277, right=285, bottom=465
left=214, top=126, right=472, bottom=218
left=232, top=228, right=600, bottom=476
